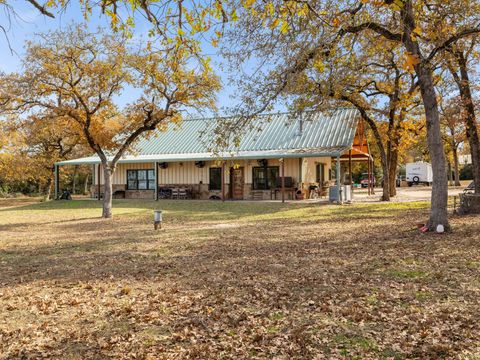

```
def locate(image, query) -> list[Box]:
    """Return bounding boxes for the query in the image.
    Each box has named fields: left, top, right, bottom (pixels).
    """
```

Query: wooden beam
left=371, top=159, right=375, bottom=195
left=367, top=158, right=371, bottom=196
left=281, top=158, right=285, bottom=203
left=221, top=161, right=225, bottom=202
left=336, top=155, right=342, bottom=204
left=91, top=164, right=95, bottom=198
left=348, top=150, right=353, bottom=186
left=154, top=162, right=159, bottom=200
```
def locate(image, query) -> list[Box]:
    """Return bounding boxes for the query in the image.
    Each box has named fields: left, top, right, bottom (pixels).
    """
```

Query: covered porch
left=55, top=146, right=372, bottom=204
left=54, top=109, right=372, bottom=203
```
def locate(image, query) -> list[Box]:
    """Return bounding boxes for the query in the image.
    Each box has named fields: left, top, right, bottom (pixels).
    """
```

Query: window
left=252, top=166, right=279, bottom=190
left=316, top=163, right=325, bottom=183
left=127, top=169, right=155, bottom=190
left=209, top=167, right=222, bottom=190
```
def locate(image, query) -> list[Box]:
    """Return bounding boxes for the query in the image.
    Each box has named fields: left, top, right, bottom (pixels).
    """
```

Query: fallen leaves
left=0, top=199, right=479, bottom=359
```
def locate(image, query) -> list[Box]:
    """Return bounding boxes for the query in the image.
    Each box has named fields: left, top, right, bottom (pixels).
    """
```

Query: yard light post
left=154, top=210, right=163, bottom=230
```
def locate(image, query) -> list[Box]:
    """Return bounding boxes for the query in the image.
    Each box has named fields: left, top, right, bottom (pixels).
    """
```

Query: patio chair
left=171, top=188, right=179, bottom=199
left=178, top=188, right=187, bottom=199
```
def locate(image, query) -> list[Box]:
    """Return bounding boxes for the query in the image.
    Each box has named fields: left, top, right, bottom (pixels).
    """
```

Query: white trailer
left=406, top=162, right=433, bottom=186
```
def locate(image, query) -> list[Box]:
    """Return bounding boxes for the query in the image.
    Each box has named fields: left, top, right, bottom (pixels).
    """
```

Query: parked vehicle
left=380, top=175, right=406, bottom=188
left=360, top=173, right=376, bottom=188
left=406, top=162, right=433, bottom=186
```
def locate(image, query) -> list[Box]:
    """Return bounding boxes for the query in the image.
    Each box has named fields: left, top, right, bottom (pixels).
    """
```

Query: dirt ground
left=0, top=198, right=479, bottom=359
left=354, top=185, right=467, bottom=203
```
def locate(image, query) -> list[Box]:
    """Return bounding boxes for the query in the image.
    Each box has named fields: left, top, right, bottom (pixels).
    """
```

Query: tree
left=221, top=0, right=480, bottom=230
left=22, top=113, right=87, bottom=199
left=444, top=38, right=480, bottom=193
left=0, top=25, right=220, bottom=217
left=440, top=98, right=465, bottom=187
left=0, top=0, right=227, bottom=54
left=223, top=29, right=423, bottom=201
left=0, top=110, right=87, bottom=198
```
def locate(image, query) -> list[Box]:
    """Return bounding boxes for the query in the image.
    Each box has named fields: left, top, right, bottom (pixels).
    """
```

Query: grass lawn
left=0, top=198, right=479, bottom=359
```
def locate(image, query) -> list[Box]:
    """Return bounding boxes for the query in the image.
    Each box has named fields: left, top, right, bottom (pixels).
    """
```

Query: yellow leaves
left=269, top=18, right=280, bottom=30
left=265, top=2, right=275, bottom=17
left=230, top=9, right=238, bottom=22
left=402, top=52, right=421, bottom=73
left=410, top=26, right=422, bottom=41
left=244, top=0, right=256, bottom=9
left=280, top=21, right=289, bottom=34
left=389, top=0, right=404, bottom=11
left=375, top=81, right=393, bottom=93
left=297, top=4, right=309, bottom=17
left=332, top=18, right=340, bottom=27
left=360, top=0, right=404, bottom=10
left=313, top=58, right=325, bottom=72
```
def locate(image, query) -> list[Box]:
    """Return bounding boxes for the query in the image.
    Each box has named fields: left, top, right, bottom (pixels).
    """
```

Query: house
left=54, top=109, right=373, bottom=201
left=459, top=154, right=472, bottom=165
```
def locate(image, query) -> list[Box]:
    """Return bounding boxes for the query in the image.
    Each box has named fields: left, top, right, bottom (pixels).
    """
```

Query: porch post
left=97, top=164, right=101, bottom=201
left=91, top=164, right=95, bottom=198
left=54, top=164, right=59, bottom=200
left=336, top=155, right=342, bottom=204
left=348, top=150, right=353, bottom=185
left=367, top=157, right=371, bottom=195
left=298, top=158, right=303, bottom=184
left=221, top=161, right=225, bottom=202
left=280, top=158, right=285, bottom=203
left=371, top=158, right=375, bottom=195
left=154, top=161, right=158, bottom=200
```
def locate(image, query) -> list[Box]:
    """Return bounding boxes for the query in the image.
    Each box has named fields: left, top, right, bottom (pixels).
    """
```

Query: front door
left=230, top=167, right=244, bottom=200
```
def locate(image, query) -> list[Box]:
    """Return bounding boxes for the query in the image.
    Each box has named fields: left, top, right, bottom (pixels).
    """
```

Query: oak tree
left=1, top=25, right=220, bottom=217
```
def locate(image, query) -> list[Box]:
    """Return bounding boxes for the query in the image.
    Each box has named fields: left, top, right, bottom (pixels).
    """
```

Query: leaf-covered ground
left=0, top=198, right=479, bottom=359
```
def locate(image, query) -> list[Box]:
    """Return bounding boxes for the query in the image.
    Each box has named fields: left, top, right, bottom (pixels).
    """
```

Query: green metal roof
left=57, top=108, right=359, bottom=165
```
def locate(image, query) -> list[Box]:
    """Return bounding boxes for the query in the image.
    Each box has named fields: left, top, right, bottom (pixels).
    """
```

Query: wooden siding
left=157, top=161, right=210, bottom=185
left=95, top=163, right=154, bottom=185
left=93, top=157, right=332, bottom=186
left=302, top=157, right=332, bottom=184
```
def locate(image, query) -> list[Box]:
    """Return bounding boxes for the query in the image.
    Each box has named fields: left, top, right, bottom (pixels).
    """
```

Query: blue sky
left=0, top=2, right=239, bottom=116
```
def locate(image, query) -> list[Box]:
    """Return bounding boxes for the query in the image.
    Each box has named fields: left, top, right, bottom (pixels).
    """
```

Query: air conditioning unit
left=195, top=161, right=205, bottom=168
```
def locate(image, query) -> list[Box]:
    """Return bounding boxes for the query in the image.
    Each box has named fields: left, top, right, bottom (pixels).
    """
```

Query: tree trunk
left=455, top=52, right=480, bottom=193
left=402, top=0, right=449, bottom=231
left=44, top=175, right=53, bottom=201
left=447, top=161, right=453, bottom=186
left=381, top=168, right=390, bottom=201
left=368, top=125, right=390, bottom=201
left=102, top=162, right=114, bottom=218
left=72, top=165, right=78, bottom=195
left=452, top=148, right=461, bottom=187
left=416, top=67, right=449, bottom=230
left=388, top=148, right=398, bottom=197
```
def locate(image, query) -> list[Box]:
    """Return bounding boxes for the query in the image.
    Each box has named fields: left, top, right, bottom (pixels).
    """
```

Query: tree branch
left=25, top=0, right=55, bottom=18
